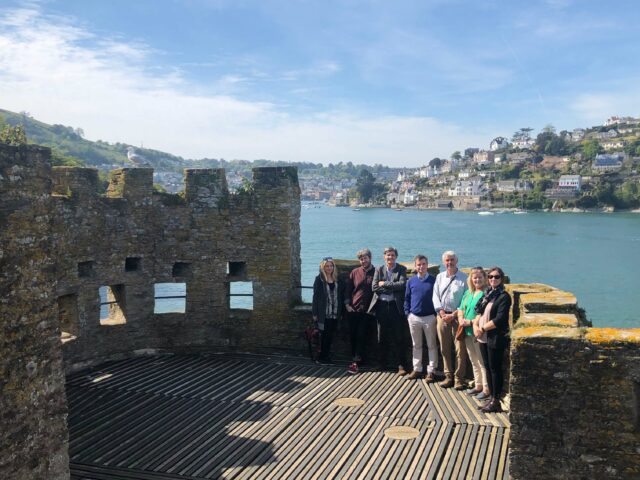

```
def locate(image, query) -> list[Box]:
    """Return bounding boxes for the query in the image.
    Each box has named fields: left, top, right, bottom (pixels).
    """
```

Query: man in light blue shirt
left=432, top=250, right=468, bottom=389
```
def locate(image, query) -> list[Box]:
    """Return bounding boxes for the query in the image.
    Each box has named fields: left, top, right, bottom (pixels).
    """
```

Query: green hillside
left=0, top=108, right=185, bottom=171
left=0, top=108, right=387, bottom=179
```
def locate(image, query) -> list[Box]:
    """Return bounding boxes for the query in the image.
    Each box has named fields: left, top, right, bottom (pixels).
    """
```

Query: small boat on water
left=352, top=208, right=360, bottom=211
left=394, top=208, right=403, bottom=211
left=513, top=209, right=528, bottom=215
left=478, top=211, right=494, bottom=216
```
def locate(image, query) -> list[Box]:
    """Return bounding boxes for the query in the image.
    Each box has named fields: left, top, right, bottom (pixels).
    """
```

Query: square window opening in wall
left=58, top=293, right=79, bottom=340
left=229, top=281, right=253, bottom=310
left=125, top=257, right=141, bottom=272
left=99, top=285, right=127, bottom=326
left=154, top=282, right=186, bottom=313
left=172, top=262, right=192, bottom=278
left=78, top=261, right=94, bottom=278
left=227, top=261, right=247, bottom=277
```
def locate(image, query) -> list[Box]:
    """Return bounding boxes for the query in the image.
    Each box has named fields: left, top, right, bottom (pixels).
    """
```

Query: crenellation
left=106, top=168, right=154, bottom=203
left=184, top=168, right=228, bottom=208
left=51, top=166, right=99, bottom=199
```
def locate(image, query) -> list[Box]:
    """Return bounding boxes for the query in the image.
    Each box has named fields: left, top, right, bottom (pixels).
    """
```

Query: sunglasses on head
left=322, top=257, right=333, bottom=261
left=488, top=274, right=502, bottom=279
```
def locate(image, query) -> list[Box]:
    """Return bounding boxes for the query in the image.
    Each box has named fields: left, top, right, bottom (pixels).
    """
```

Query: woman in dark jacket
left=473, top=266, right=512, bottom=413
left=312, top=257, right=344, bottom=364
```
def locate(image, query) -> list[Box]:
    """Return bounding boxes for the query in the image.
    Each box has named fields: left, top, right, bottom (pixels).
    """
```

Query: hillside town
left=301, top=116, right=640, bottom=211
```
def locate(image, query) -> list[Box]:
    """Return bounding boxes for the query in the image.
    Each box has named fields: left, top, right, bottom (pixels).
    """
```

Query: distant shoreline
left=320, top=203, right=640, bottom=214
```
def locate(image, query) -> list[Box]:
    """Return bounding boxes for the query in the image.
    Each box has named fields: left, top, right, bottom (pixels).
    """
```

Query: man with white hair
left=432, top=250, right=468, bottom=389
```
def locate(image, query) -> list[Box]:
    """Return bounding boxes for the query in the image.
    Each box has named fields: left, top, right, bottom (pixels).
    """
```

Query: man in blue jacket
left=404, top=255, right=439, bottom=381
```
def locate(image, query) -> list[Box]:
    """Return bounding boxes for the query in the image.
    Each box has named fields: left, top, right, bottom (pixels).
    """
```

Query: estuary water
left=301, top=206, right=640, bottom=328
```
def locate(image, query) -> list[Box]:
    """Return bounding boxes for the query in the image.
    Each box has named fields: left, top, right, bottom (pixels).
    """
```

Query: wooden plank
left=67, top=354, right=511, bottom=480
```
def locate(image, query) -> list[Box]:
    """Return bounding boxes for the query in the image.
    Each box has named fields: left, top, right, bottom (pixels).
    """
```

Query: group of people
left=311, top=247, right=512, bottom=413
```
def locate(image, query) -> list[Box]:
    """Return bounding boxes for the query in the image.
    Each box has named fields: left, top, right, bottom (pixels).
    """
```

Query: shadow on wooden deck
left=67, top=354, right=509, bottom=479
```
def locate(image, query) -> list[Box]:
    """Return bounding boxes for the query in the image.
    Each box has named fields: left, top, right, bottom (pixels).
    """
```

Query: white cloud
left=0, top=5, right=487, bottom=167
left=571, top=90, right=640, bottom=124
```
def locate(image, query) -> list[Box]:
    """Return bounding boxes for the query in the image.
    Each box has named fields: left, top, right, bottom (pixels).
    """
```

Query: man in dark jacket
left=368, top=246, right=410, bottom=375
left=344, top=248, right=375, bottom=374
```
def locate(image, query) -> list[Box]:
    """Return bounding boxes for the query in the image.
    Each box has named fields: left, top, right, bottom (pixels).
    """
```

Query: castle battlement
left=1, top=144, right=638, bottom=480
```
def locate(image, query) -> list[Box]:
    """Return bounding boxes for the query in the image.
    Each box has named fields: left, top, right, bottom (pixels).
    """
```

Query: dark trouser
left=348, top=311, right=371, bottom=360
left=375, top=301, right=409, bottom=370
left=319, top=317, right=337, bottom=361
left=479, top=341, right=505, bottom=398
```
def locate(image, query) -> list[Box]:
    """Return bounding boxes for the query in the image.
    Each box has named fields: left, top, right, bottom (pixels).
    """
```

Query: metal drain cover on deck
left=384, top=426, right=420, bottom=440
left=334, top=397, right=365, bottom=407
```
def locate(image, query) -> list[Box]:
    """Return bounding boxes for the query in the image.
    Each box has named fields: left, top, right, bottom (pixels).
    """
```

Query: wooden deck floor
left=67, top=354, right=510, bottom=479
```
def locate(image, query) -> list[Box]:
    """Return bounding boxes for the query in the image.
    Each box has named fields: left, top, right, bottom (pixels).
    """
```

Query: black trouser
left=375, top=301, right=409, bottom=370
left=319, top=317, right=337, bottom=361
left=348, top=311, right=371, bottom=360
left=479, top=341, right=505, bottom=398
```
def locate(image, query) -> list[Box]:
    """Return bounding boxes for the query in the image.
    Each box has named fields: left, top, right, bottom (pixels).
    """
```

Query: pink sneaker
left=347, top=362, right=358, bottom=375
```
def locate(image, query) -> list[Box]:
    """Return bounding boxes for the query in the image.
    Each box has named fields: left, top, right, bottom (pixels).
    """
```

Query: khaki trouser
left=465, top=335, right=488, bottom=389
left=437, top=315, right=468, bottom=382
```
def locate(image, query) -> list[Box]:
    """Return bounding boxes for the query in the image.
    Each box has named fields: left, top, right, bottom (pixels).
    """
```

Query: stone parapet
left=184, top=168, right=228, bottom=208
left=52, top=166, right=99, bottom=199
left=0, top=145, right=69, bottom=480
left=510, top=319, right=640, bottom=478
left=106, top=168, right=154, bottom=205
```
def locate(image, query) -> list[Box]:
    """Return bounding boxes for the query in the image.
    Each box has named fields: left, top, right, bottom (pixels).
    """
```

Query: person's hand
left=345, top=305, right=354, bottom=313
left=473, top=324, right=482, bottom=338
left=378, top=281, right=385, bottom=287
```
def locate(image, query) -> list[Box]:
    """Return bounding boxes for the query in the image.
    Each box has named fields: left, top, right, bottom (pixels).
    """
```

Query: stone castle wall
left=507, top=284, right=640, bottom=479
left=52, top=165, right=301, bottom=369
left=1, top=144, right=301, bottom=478
left=1, top=146, right=69, bottom=480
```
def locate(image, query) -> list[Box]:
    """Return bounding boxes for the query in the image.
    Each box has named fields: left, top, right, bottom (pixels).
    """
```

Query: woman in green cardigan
left=456, top=267, right=489, bottom=400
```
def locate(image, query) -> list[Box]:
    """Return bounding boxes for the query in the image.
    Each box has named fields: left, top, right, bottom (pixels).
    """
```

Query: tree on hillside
left=429, top=157, right=443, bottom=168
left=581, top=139, right=601, bottom=161
left=534, top=124, right=567, bottom=156
left=450, top=151, right=462, bottom=162
left=355, top=169, right=376, bottom=203
left=623, top=137, right=640, bottom=157
left=512, top=127, right=534, bottom=142
left=0, top=115, right=27, bottom=146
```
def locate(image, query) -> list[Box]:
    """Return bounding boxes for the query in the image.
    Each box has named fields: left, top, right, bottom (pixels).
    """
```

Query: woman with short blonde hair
left=456, top=267, right=489, bottom=400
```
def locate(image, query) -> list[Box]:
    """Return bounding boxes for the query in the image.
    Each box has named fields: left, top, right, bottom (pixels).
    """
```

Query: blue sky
left=1, top=0, right=639, bottom=167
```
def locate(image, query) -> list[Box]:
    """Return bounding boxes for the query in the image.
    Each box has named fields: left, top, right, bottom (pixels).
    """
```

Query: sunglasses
left=322, top=257, right=333, bottom=261
left=488, top=274, right=502, bottom=279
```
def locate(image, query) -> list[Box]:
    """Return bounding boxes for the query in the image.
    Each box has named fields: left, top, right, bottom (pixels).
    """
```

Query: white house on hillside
left=448, top=178, right=484, bottom=197
left=512, top=138, right=535, bottom=149
left=490, top=137, right=510, bottom=151
left=603, top=140, right=624, bottom=150
left=497, top=180, right=533, bottom=193
left=593, top=154, right=623, bottom=173
left=558, top=175, right=582, bottom=190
